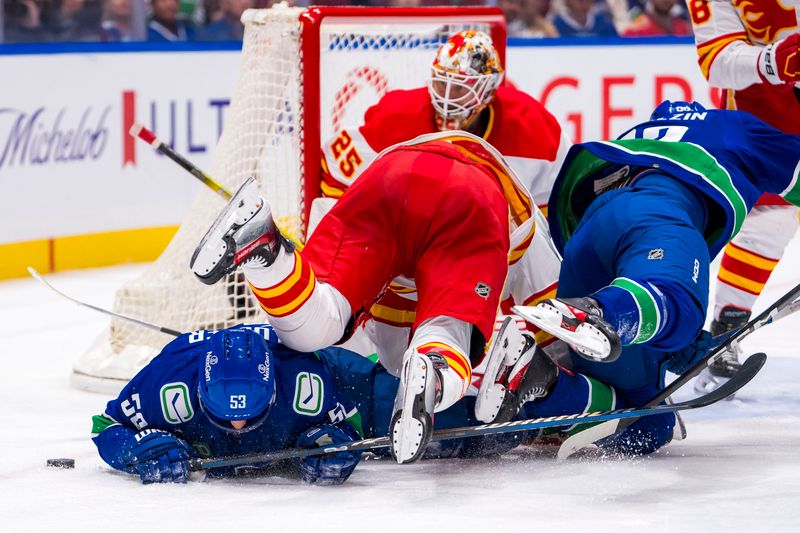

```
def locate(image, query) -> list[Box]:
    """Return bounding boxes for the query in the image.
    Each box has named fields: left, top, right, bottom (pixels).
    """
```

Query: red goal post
left=72, top=5, right=507, bottom=392
left=297, top=5, right=507, bottom=236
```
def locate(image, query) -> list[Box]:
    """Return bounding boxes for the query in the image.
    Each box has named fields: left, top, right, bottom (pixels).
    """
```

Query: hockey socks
left=594, top=276, right=707, bottom=353
left=391, top=337, right=472, bottom=464
left=593, top=278, right=668, bottom=346
left=245, top=248, right=352, bottom=352
left=519, top=370, right=624, bottom=442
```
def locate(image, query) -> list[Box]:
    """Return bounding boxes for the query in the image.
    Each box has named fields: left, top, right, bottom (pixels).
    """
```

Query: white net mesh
left=73, top=6, right=502, bottom=392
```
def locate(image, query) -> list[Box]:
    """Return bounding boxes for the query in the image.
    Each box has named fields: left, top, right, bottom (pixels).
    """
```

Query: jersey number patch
left=688, top=0, right=711, bottom=25
left=330, top=131, right=363, bottom=179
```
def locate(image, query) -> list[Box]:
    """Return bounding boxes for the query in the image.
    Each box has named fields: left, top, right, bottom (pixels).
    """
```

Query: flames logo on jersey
left=733, top=0, right=797, bottom=44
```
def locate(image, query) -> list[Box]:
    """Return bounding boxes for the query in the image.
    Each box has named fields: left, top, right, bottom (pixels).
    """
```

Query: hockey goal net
left=73, top=5, right=507, bottom=392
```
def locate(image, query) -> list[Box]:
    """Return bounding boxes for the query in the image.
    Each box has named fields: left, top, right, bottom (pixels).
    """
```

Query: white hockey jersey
left=338, top=131, right=563, bottom=365
left=690, top=0, right=800, bottom=90
left=319, top=85, right=570, bottom=215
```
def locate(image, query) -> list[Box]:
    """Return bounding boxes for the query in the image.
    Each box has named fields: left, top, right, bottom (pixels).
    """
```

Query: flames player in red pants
left=689, top=0, right=800, bottom=392
left=312, top=30, right=570, bottom=371
left=189, top=132, right=561, bottom=463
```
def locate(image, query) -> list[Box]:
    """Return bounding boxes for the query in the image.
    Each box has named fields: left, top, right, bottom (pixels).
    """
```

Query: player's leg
left=191, top=169, right=399, bottom=352
left=701, top=203, right=799, bottom=384
left=389, top=152, right=511, bottom=463
left=389, top=316, right=473, bottom=463
left=524, top=174, right=710, bottom=360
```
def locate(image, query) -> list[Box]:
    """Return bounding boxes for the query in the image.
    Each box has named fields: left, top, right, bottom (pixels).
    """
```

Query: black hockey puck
left=46, top=458, right=75, bottom=469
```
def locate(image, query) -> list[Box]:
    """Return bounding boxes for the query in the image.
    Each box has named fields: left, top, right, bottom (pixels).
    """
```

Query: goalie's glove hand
left=664, top=329, right=714, bottom=376
left=758, top=34, right=800, bottom=85
left=126, top=430, right=196, bottom=484
left=294, top=424, right=362, bottom=486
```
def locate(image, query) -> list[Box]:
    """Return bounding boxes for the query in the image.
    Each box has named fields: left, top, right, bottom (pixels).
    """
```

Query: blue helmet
left=197, top=328, right=276, bottom=433
left=650, top=100, right=707, bottom=120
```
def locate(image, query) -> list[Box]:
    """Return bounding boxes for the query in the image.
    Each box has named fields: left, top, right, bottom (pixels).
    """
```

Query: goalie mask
left=429, top=30, right=504, bottom=131
left=197, top=328, right=276, bottom=433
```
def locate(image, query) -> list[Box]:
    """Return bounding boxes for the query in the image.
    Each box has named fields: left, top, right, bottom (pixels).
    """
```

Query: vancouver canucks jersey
left=94, top=325, right=364, bottom=460
left=548, top=102, right=800, bottom=257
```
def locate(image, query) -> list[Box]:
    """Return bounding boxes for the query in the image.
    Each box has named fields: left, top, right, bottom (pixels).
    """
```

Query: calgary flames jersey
left=690, top=0, right=800, bottom=91
left=319, top=85, right=570, bottom=213
left=690, top=0, right=800, bottom=204
left=347, top=131, right=563, bottom=362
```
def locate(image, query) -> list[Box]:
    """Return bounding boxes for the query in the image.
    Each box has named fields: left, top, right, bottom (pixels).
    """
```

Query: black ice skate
left=512, top=297, right=622, bottom=362
left=694, top=306, right=750, bottom=396
left=475, top=316, right=558, bottom=423
left=390, top=351, right=445, bottom=464
left=191, top=177, right=291, bottom=285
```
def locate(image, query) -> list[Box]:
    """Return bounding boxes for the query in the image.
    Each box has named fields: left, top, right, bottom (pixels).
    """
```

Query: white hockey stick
left=27, top=267, right=182, bottom=337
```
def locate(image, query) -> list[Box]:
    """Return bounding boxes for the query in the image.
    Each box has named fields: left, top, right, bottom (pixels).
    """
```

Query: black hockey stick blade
left=556, top=351, right=767, bottom=460
left=556, top=284, right=800, bottom=460
left=652, top=283, right=800, bottom=405
left=190, top=352, right=765, bottom=472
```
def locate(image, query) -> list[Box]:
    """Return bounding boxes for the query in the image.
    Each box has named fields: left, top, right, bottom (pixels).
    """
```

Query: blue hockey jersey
left=548, top=102, right=800, bottom=257
left=92, top=325, right=368, bottom=468
left=92, top=324, right=532, bottom=475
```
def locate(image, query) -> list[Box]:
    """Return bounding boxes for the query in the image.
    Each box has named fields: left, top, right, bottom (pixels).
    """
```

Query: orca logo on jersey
left=293, top=372, right=324, bottom=416
left=648, top=249, right=664, bottom=260
left=160, top=382, right=195, bottom=424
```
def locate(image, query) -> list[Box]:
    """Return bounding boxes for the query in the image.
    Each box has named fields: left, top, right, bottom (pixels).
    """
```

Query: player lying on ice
left=189, top=127, right=564, bottom=464
left=92, top=323, right=711, bottom=485
left=514, top=100, right=800, bottom=452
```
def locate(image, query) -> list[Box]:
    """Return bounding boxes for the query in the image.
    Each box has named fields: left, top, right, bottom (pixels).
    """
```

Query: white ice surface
left=2, top=242, right=800, bottom=532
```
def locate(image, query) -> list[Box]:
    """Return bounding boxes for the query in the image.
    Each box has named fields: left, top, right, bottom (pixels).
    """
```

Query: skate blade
left=475, top=317, right=520, bottom=422
left=391, top=354, right=430, bottom=464
left=191, top=177, right=263, bottom=278
left=391, top=416, right=426, bottom=464
left=512, top=305, right=611, bottom=361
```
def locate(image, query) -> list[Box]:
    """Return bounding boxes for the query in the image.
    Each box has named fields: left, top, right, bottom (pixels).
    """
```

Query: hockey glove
left=758, top=34, right=800, bottom=85
left=125, top=430, right=196, bottom=484
left=664, top=329, right=714, bottom=376
left=294, top=424, right=362, bottom=486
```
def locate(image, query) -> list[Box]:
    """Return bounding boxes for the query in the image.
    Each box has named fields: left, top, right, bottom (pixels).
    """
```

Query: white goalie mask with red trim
left=428, top=30, right=504, bottom=131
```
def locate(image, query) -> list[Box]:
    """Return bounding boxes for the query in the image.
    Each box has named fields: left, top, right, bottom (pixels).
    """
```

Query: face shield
left=429, top=67, right=503, bottom=131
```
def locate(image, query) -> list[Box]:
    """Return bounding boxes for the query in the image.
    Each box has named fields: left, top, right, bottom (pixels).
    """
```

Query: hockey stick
left=129, top=123, right=233, bottom=201
left=27, top=267, right=182, bottom=337
left=556, top=280, right=800, bottom=460
left=189, top=351, right=765, bottom=472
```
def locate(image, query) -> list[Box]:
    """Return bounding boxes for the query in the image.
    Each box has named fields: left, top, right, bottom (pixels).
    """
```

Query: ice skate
left=390, top=350, right=443, bottom=464
left=475, top=316, right=557, bottom=423
left=512, top=297, right=621, bottom=362
left=191, top=176, right=291, bottom=285
left=694, top=306, right=749, bottom=397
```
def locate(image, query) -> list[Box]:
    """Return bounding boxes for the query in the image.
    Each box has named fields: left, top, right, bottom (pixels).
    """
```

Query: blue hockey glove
left=664, top=329, right=714, bottom=375
left=136, top=447, right=193, bottom=484
left=294, top=424, right=362, bottom=486
left=127, top=430, right=196, bottom=484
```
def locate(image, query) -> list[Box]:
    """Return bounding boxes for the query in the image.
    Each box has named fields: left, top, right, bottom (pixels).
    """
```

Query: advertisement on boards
left=0, top=41, right=715, bottom=249
left=506, top=40, right=716, bottom=145
left=0, top=50, right=240, bottom=245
